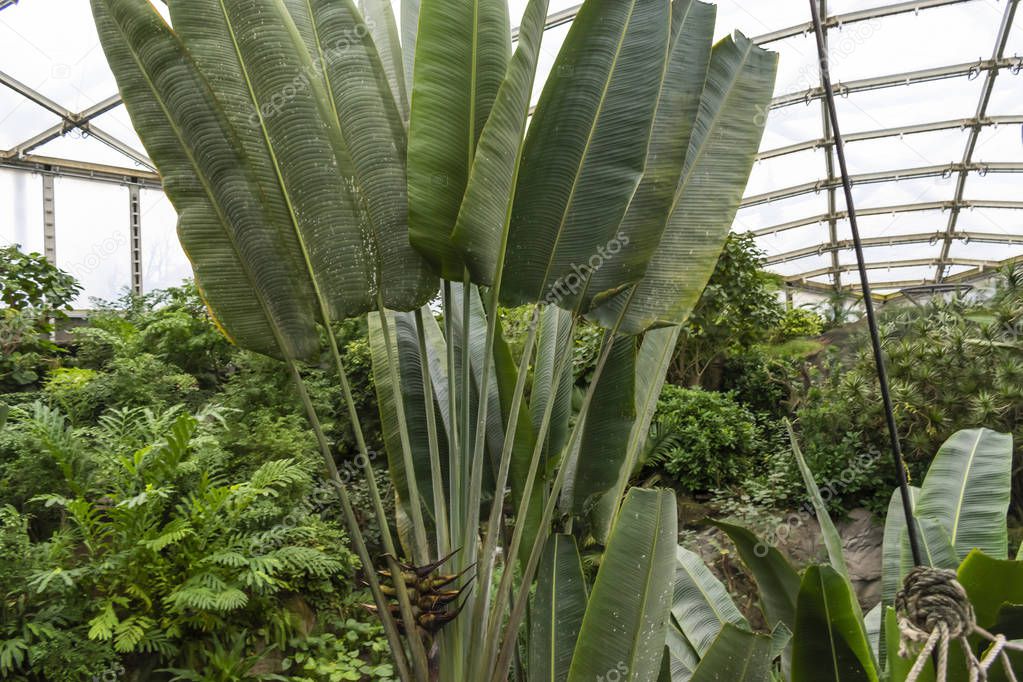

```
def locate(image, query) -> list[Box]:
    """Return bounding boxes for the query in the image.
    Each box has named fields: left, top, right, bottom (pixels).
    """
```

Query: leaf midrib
left=536, top=0, right=639, bottom=299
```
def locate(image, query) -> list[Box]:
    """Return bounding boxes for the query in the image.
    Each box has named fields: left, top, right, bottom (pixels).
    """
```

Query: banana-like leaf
left=368, top=311, right=441, bottom=528
left=864, top=604, right=881, bottom=660
left=175, top=0, right=417, bottom=321
left=530, top=306, right=575, bottom=467
left=568, top=488, right=677, bottom=682
left=592, top=326, right=681, bottom=542
left=665, top=621, right=700, bottom=680
left=688, top=623, right=775, bottom=682
left=529, top=534, right=588, bottom=682
left=407, top=0, right=510, bottom=278
left=711, top=520, right=799, bottom=632
left=568, top=335, right=637, bottom=514
left=357, top=0, right=409, bottom=118
left=401, top=0, right=418, bottom=91
left=672, top=546, right=748, bottom=656
left=91, top=0, right=319, bottom=361
left=451, top=0, right=551, bottom=286
left=957, top=550, right=1023, bottom=628
left=789, top=423, right=852, bottom=586
left=584, top=0, right=715, bottom=303
left=884, top=606, right=932, bottom=682
left=591, top=32, right=778, bottom=334
left=500, top=0, right=671, bottom=309
left=792, top=565, right=878, bottom=682
left=914, top=428, right=1013, bottom=560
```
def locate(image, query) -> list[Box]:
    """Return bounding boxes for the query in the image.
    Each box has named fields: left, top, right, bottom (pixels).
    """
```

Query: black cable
left=808, top=0, right=924, bottom=567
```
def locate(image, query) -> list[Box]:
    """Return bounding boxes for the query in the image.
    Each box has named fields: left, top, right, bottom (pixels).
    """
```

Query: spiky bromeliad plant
left=90, top=0, right=777, bottom=679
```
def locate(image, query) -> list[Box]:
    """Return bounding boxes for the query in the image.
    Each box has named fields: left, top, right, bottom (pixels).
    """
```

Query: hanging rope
left=896, top=567, right=1022, bottom=682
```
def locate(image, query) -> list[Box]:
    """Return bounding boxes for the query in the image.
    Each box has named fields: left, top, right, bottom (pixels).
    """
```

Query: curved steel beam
left=751, top=199, right=1023, bottom=237
left=741, top=162, right=1023, bottom=208
left=762, top=230, right=1023, bottom=265
left=756, top=115, right=1023, bottom=161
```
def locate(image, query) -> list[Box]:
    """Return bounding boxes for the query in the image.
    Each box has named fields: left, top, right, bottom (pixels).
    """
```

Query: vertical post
left=42, top=173, right=56, bottom=264
left=129, top=183, right=143, bottom=296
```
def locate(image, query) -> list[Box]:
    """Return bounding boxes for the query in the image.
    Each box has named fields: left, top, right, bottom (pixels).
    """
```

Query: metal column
left=42, top=174, right=56, bottom=264
left=129, top=184, right=143, bottom=296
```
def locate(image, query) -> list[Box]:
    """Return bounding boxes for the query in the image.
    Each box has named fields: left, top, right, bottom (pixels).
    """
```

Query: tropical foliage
left=663, top=427, right=1021, bottom=681
left=88, top=0, right=778, bottom=679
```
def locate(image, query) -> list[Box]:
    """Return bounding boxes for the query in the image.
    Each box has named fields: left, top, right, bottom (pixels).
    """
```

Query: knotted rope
left=896, top=566, right=1021, bottom=682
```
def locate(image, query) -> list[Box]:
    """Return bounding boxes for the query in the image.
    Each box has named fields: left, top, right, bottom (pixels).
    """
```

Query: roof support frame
left=935, top=0, right=1020, bottom=281
left=752, top=199, right=1023, bottom=237
left=742, top=162, right=1023, bottom=208
left=764, top=230, right=1023, bottom=264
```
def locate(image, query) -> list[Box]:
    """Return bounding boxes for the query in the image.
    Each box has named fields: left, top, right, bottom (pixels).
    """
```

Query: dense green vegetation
left=3, top=230, right=1020, bottom=678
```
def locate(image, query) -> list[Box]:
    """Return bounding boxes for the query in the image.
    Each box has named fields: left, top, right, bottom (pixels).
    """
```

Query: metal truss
left=1, top=0, right=1020, bottom=300
left=752, top=199, right=1023, bottom=237
left=935, top=0, right=1020, bottom=281
left=765, top=231, right=1023, bottom=265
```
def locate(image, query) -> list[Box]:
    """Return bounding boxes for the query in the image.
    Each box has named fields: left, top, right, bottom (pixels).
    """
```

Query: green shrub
left=645, top=386, right=767, bottom=491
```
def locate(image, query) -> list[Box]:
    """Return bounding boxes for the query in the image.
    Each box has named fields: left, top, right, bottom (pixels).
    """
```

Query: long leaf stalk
left=481, top=311, right=578, bottom=673
left=491, top=298, right=633, bottom=680
left=375, top=293, right=432, bottom=566
left=440, top=281, right=465, bottom=682
left=284, top=359, right=413, bottom=682
left=321, top=321, right=432, bottom=680
left=467, top=303, right=541, bottom=679
left=414, top=307, right=451, bottom=559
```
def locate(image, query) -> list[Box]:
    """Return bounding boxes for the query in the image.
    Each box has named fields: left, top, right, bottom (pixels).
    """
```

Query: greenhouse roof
left=0, top=0, right=1020, bottom=307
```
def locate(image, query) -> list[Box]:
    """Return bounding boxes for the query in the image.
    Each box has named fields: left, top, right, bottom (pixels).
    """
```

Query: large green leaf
left=665, top=621, right=700, bottom=680
left=500, top=0, right=671, bottom=309
left=688, top=623, right=775, bottom=682
left=568, top=334, right=638, bottom=514
left=711, top=520, right=800, bottom=632
left=584, top=0, right=715, bottom=304
left=91, top=0, right=319, bottom=361
left=915, top=428, right=1012, bottom=560
left=957, top=549, right=1023, bottom=628
left=529, top=534, right=588, bottom=682
left=591, top=32, right=778, bottom=334
left=792, top=566, right=878, bottom=682
left=172, top=0, right=385, bottom=321
left=368, top=311, right=439, bottom=531
left=789, top=422, right=852, bottom=584
left=407, top=0, right=510, bottom=278
left=672, top=546, right=748, bottom=656
left=530, top=306, right=575, bottom=469
left=357, top=0, right=409, bottom=118
left=884, top=606, right=933, bottom=682
left=592, top=326, right=681, bottom=542
left=568, top=488, right=677, bottom=682
left=451, top=0, right=551, bottom=286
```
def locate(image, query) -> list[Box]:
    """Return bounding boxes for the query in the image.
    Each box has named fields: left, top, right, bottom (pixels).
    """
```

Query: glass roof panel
left=842, top=128, right=969, bottom=175
left=0, top=92, right=61, bottom=150
left=746, top=148, right=825, bottom=197
left=956, top=206, right=1023, bottom=234
left=831, top=78, right=986, bottom=133
left=829, top=4, right=1000, bottom=82
left=974, top=124, right=1023, bottom=163
left=0, top=0, right=117, bottom=110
